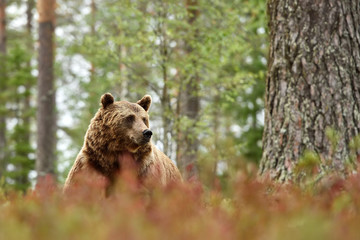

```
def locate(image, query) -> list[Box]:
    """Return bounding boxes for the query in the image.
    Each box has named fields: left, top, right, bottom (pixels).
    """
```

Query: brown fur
left=64, top=93, right=182, bottom=196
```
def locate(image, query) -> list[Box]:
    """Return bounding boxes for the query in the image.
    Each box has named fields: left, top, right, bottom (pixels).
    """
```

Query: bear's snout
left=143, top=129, right=152, bottom=141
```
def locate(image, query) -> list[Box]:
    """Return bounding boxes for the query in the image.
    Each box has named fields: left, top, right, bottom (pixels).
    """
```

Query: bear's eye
left=126, top=115, right=135, bottom=123
left=142, top=117, right=147, bottom=124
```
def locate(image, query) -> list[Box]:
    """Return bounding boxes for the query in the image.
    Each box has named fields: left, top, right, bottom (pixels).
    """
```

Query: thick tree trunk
left=36, top=0, right=56, bottom=178
left=260, top=0, right=360, bottom=181
left=0, top=0, right=6, bottom=179
left=177, top=0, right=200, bottom=180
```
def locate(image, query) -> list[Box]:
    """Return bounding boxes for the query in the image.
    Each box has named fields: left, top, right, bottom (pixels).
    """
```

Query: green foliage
left=295, top=150, right=321, bottom=175
left=348, top=135, right=360, bottom=169
left=292, top=132, right=360, bottom=192
left=1, top=23, right=36, bottom=191
left=3, top=0, right=267, bottom=187
left=58, top=0, right=267, bottom=183
left=325, top=127, right=340, bottom=154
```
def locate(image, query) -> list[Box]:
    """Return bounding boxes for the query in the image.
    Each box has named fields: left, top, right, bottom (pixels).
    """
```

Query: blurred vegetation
left=2, top=167, right=360, bottom=240
left=1, top=7, right=36, bottom=191
left=3, top=1, right=360, bottom=239
left=1, top=0, right=267, bottom=189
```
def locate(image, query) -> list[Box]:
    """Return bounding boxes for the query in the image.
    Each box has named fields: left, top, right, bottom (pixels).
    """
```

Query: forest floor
left=1, top=169, right=360, bottom=240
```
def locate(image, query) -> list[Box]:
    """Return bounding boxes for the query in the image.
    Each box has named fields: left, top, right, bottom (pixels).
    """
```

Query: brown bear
left=63, top=93, right=182, bottom=196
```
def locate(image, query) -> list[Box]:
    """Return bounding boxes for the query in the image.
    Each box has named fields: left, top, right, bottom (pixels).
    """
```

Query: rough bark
left=36, top=0, right=56, bottom=178
left=0, top=0, right=6, bottom=179
left=177, top=0, right=200, bottom=180
left=259, top=0, right=360, bottom=181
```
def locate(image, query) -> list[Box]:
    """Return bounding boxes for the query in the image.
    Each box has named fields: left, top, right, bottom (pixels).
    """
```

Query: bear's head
left=95, top=93, right=153, bottom=153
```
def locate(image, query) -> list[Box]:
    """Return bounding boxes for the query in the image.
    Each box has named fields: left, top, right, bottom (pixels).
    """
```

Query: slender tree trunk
left=259, top=0, right=360, bottom=181
left=87, top=0, right=97, bottom=118
left=17, top=0, right=35, bottom=189
left=0, top=0, right=6, bottom=179
left=0, top=0, right=5, bottom=58
left=161, top=59, right=170, bottom=156
left=178, top=0, right=200, bottom=180
left=114, top=0, right=128, bottom=100
left=160, top=23, right=171, bottom=157
left=90, top=0, right=95, bottom=89
left=175, top=72, right=183, bottom=167
left=118, top=45, right=128, bottom=100
left=155, top=3, right=172, bottom=157
left=36, top=0, right=56, bottom=179
left=25, top=0, right=34, bottom=131
left=211, top=94, right=220, bottom=186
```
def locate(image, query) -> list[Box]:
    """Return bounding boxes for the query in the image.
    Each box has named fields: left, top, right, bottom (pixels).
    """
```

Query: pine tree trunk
left=177, top=0, right=200, bottom=180
left=88, top=0, right=97, bottom=117
left=0, top=0, right=5, bottom=62
left=0, top=0, right=6, bottom=179
left=25, top=0, right=34, bottom=129
left=161, top=59, right=171, bottom=157
left=36, top=0, right=56, bottom=179
left=17, top=0, right=35, bottom=189
left=155, top=3, right=172, bottom=157
left=259, top=0, right=360, bottom=181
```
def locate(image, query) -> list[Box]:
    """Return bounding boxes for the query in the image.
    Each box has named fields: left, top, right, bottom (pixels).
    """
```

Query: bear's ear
left=137, top=95, right=152, bottom=112
left=101, top=93, right=114, bottom=109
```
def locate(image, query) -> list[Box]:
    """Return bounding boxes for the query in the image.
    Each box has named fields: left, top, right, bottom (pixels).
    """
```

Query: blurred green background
left=0, top=0, right=267, bottom=191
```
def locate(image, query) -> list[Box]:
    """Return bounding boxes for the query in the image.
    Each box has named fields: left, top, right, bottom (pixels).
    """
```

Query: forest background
left=0, top=0, right=267, bottom=191
left=4, top=1, right=360, bottom=239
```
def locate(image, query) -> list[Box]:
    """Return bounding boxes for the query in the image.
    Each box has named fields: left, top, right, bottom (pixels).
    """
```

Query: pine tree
left=0, top=0, right=7, bottom=180
left=36, top=0, right=57, bottom=180
left=260, top=0, right=360, bottom=181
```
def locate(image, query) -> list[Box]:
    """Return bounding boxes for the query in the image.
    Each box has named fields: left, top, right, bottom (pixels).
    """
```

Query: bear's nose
left=143, top=129, right=153, bottom=139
